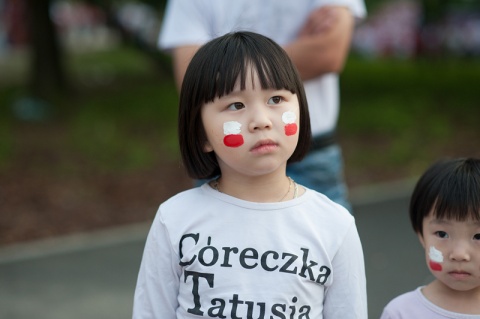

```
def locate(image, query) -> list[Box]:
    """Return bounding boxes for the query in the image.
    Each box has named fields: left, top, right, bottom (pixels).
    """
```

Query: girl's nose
left=449, top=242, right=471, bottom=262
left=248, top=108, right=272, bottom=131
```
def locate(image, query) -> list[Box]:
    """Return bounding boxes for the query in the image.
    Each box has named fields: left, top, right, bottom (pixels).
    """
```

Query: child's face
left=419, top=212, right=480, bottom=293
left=200, top=68, right=300, bottom=178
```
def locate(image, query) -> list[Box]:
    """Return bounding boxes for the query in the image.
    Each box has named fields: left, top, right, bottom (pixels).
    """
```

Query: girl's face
left=419, top=212, right=480, bottom=294
left=200, top=68, right=300, bottom=179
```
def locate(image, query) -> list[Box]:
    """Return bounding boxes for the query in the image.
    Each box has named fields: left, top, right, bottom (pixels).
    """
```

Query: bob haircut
left=178, top=31, right=311, bottom=180
left=409, top=157, right=480, bottom=235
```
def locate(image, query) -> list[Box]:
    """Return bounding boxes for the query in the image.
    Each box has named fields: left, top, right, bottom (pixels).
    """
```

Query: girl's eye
left=473, top=233, right=480, bottom=240
left=268, top=96, right=283, bottom=105
left=227, top=102, right=245, bottom=110
left=434, top=231, right=449, bottom=239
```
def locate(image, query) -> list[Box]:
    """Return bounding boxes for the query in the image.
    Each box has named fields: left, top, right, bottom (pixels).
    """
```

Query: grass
left=339, top=56, right=480, bottom=184
left=0, top=47, right=179, bottom=175
left=0, top=47, right=479, bottom=185
left=67, top=73, right=179, bottom=171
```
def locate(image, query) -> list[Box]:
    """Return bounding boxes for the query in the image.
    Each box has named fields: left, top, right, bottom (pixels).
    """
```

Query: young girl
left=132, top=31, right=367, bottom=319
left=380, top=158, right=480, bottom=318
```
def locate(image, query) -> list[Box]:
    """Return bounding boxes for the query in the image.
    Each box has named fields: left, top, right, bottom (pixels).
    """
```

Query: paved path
left=0, top=180, right=432, bottom=319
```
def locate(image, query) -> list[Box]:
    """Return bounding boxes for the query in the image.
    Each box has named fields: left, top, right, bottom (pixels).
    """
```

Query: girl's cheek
left=429, top=261, right=442, bottom=271
left=284, top=123, right=298, bottom=136
left=224, top=135, right=244, bottom=147
left=223, top=121, right=244, bottom=148
left=428, top=246, right=443, bottom=271
left=282, top=111, right=298, bottom=136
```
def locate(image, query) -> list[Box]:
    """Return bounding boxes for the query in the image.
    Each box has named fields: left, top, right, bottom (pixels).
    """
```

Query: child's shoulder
left=381, top=287, right=430, bottom=318
left=385, top=287, right=480, bottom=318
left=151, top=186, right=208, bottom=225
left=384, top=287, right=420, bottom=308
left=161, top=186, right=205, bottom=209
left=303, top=187, right=353, bottom=220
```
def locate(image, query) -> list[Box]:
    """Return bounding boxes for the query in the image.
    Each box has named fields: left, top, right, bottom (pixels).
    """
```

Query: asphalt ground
left=0, top=179, right=433, bottom=319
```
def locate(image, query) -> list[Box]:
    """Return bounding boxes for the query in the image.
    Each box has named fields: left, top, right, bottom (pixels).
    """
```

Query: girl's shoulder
left=302, top=187, right=354, bottom=221
left=160, top=186, right=206, bottom=210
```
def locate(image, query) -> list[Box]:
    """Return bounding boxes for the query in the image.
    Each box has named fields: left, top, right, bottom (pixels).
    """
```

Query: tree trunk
left=25, top=0, right=68, bottom=99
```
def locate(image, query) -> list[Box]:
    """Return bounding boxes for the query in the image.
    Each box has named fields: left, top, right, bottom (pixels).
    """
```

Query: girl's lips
left=250, top=139, right=278, bottom=153
left=448, top=271, right=471, bottom=280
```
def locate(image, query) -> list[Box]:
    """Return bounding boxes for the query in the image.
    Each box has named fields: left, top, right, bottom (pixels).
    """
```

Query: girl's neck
left=422, top=280, right=480, bottom=314
left=210, top=174, right=302, bottom=203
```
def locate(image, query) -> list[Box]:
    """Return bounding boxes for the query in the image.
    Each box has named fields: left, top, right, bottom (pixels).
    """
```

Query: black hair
left=178, top=31, right=311, bottom=179
left=409, top=157, right=480, bottom=235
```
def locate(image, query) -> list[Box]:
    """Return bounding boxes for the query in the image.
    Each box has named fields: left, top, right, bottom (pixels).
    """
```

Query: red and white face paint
left=282, top=111, right=297, bottom=136
left=223, top=121, right=244, bottom=147
left=429, top=246, right=443, bottom=271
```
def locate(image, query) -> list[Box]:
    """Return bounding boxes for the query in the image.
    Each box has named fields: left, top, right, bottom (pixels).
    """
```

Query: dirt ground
left=1, top=123, right=477, bottom=247
left=0, top=157, right=192, bottom=246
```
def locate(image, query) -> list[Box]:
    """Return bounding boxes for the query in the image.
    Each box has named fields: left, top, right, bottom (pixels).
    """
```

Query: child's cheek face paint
left=282, top=111, right=298, bottom=136
left=428, top=246, right=443, bottom=271
left=429, top=261, right=442, bottom=271
left=223, top=121, right=244, bottom=147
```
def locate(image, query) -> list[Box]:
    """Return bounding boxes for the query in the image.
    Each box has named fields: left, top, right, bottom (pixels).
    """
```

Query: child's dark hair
left=409, top=158, right=480, bottom=235
left=178, top=31, right=311, bottom=180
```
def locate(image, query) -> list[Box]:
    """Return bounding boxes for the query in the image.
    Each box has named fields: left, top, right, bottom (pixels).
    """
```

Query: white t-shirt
left=133, top=183, right=367, bottom=319
left=158, top=0, right=366, bottom=136
left=380, top=287, right=480, bottom=319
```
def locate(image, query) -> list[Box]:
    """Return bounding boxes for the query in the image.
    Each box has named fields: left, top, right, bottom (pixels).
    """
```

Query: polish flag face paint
left=429, top=246, right=443, bottom=271
left=429, top=261, right=442, bottom=271
left=282, top=111, right=297, bottom=136
left=223, top=121, right=244, bottom=147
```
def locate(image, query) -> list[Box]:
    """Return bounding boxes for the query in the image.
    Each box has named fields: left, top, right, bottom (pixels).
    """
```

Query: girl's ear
left=203, top=140, right=214, bottom=153
left=417, top=232, right=426, bottom=248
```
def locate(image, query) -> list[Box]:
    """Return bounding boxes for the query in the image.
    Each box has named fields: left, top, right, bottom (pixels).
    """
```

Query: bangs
left=201, top=33, right=300, bottom=103
left=410, top=158, right=480, bottom=234
left=432, top=165, right=480, bottom=221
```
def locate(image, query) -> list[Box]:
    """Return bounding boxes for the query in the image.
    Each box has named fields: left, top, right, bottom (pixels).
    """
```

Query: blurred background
left=0, top=0, right=479, bottom=245
left=0, top=0, right=479, bottom=318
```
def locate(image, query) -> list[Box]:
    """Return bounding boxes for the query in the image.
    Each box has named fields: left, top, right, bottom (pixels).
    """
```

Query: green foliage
left=70, top=47, right=179, bottom=171
left=67, top=66, right=180, bottom=172
left=0, top=46, right=180, bottom=173
left=66, top=47, right=159, bottom=91
left=1, top=46, right=479, bottom=182
left=339, top=56, right=480, bottom=176
left=341, top=57, right=480, bottom=134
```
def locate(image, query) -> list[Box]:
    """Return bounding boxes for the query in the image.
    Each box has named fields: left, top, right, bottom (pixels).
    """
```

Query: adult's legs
left=287, top=143, right=352, bottom=213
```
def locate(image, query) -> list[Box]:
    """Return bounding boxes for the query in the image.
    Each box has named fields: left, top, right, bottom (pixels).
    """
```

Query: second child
left=380, top=158, right=480, bottom=318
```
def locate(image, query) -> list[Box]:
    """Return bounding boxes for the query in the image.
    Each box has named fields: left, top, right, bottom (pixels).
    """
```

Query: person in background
left=132, top=31, right=367, bottom=319
left=380, top=157, right=480, bottom=318
left=158, top=0, right=367, bottom=212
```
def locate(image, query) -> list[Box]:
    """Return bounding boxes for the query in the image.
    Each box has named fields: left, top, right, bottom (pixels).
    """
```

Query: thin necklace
left=292, top=177, right=298, bottom=199
left=279, top=177, right=293, bottom=201
left=211, top=176, right=298, bottom=201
